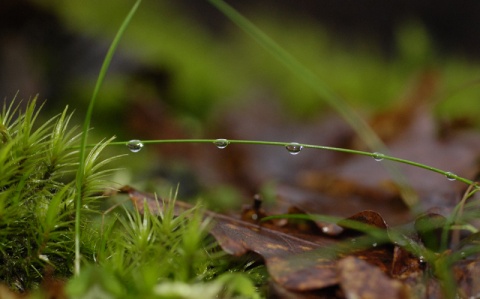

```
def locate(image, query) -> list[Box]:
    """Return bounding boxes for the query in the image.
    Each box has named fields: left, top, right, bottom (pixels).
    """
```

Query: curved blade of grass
left=105, top=138, right=477, bottom=187
left=208, top=0, right=418, bottom=208
left=74, top=0, right=142, bottom=275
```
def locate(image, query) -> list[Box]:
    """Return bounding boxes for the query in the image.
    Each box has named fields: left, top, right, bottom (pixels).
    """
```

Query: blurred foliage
left=2, top=1, right=480, bottom=297
left=32, top=0, right=480, bottom=125
left=27, top=0, right=480, bottom=207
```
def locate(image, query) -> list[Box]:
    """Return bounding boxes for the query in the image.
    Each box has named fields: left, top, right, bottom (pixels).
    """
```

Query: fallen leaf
left=391, top=246, right=423, bottom=279
left=339, top=210, right=388, bottom=232
left=338, top=256, right=408, bottom=299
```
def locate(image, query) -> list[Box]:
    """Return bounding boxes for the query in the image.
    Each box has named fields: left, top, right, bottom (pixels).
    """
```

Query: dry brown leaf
left=338, top=256, right=408, bottom=299
left=391, top=246, right=423, bottom=279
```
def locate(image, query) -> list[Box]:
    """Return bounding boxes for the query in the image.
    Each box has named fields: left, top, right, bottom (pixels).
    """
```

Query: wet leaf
left=338, top=256, right=408, bottom=299
left=338, top=210, right=388, bottom=233
left=391, top=245, right=423, bottom=279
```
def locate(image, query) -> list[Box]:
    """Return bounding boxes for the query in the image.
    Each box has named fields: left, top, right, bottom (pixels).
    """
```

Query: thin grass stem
left=102, top=138, right=478, bottom=187
left=74, top=0, right=142, bottom=275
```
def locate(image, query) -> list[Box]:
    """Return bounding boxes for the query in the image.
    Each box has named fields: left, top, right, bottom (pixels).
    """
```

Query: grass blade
left=74, top=0, right=142, bottom=275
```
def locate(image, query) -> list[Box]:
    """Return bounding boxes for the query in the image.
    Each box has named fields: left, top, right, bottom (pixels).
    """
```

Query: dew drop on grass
left=286, top=142, right=303, bottom=155
left=213, top=138, right=229, bottom=149
left=445, top=172, right=457, bottom=181
left=126, top=139, right=144, bottom=153
left=372, top=152, right=384, bottom=161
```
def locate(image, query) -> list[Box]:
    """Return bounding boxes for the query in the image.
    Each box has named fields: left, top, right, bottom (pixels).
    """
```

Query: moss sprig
left=0, top=100, right=115, bottom=291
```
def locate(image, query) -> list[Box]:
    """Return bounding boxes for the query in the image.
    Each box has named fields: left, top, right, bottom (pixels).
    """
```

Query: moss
left=0, top=99, right=113, bottom=291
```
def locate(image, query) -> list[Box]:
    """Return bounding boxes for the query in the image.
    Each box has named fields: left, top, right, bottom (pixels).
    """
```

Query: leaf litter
left=115, top=71, right=480, bottom=298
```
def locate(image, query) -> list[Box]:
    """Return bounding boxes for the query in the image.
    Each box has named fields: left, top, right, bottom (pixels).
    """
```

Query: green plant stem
left=442, top=183, right=478, bottom=250
left=112, top=138, right=477, bottom=187
left=74, top=0, right=141, bottom=276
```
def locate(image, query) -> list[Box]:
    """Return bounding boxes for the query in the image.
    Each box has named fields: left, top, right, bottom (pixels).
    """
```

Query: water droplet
left=127, top=139, right=144, bottom=153
left=372, top=242, right=378, bottom=247
left=372, top=152, right=384, bottom=161
left=286, top=142, right=303, bottom=155
left=213, top=138, right=229, bottom=149
left=445, top=172, right=457, bottom=181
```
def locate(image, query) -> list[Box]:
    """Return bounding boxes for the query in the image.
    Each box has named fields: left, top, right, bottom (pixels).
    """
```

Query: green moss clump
left=0, top=99, right=110, bottom=291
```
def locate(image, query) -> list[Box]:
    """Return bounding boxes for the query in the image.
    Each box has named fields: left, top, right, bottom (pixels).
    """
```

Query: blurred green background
left=1, top=0, right=480, bottom=207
